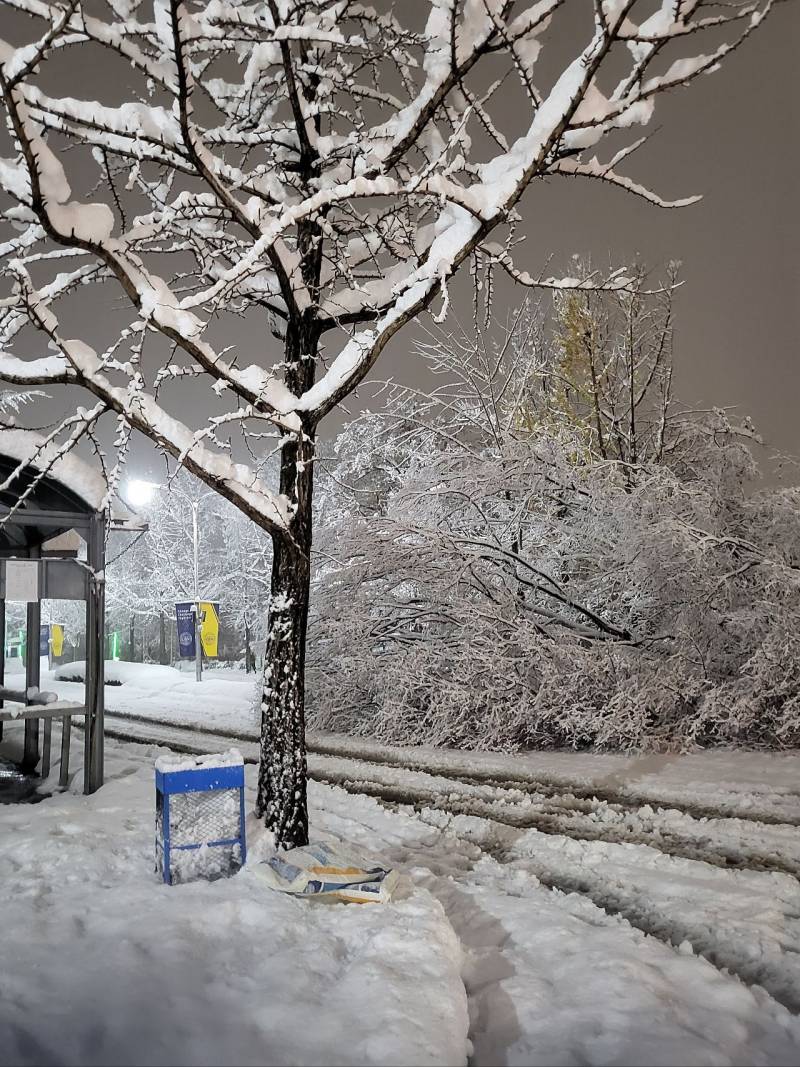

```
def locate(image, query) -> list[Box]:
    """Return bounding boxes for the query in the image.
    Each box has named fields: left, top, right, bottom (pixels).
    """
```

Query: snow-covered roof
left=0, top=427, right=133, bottom=522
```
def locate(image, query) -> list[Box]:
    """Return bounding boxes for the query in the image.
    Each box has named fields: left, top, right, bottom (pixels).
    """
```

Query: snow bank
left=0, top=743, right=469, bottom=1067
left=311, top=781, right=800, bottom=1067
left=47, top=662, right=257, bottom=732
left=502, top=825, right=800, bottom=1012
left=4, top=717, right=799, bottom=1066
left=445, top=859, right=800, bottom=1067
left=55, top=660, right=183, bottom=686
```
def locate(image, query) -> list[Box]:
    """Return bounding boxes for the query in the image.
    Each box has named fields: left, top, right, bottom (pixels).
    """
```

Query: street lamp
left=125, top=479, right=160, bottom=509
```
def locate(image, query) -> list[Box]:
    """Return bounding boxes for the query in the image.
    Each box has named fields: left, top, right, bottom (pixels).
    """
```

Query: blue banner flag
left=175, top=602, right=196, bottom=658
left=39, top=624, right=50, bottom=657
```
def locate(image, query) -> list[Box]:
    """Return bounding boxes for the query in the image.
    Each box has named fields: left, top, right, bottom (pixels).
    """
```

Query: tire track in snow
left=311, top=769, right=800, bottom=879
left=104, top=709, right=800, bottom=827
left=495, top=851, right=800, bottom=1015
left=341, top=798, right=800, bottom=1018
left=98, top=718, right=800, bottom=1016
left=100, top=714, right=800, bottom=880
left=311, top=779, right=800, bottom=1059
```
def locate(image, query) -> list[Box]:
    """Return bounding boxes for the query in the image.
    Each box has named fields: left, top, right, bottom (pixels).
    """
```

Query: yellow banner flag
left=199, top=602, right=219, bottom=658
left=51, top=623, right=64, bottom=657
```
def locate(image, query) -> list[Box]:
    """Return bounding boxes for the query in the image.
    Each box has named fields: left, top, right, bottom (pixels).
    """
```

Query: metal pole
left=22, top=560, right=41, bottom=772
left=84, top=512, right=105, bottom=793
left=59, top=714, right=71, bottom=788
left=192, top=500, right=202, bottom=683
left=95, top=515, right=106, bottom=789
left=83, top=581, right=93, bottom=791
left=42, top=615, right=52, bottom=776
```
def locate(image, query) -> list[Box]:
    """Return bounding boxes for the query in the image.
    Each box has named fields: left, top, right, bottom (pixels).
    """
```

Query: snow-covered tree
left=0, top=0, right=773, bottom=844
left=107, top=469, right=271, bottom=665
left=309, top=300, right=800, bottom=752
left=547, top=259, right=678, bottom=467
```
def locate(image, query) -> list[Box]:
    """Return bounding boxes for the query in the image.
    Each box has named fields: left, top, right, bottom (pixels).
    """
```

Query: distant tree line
left=106, top=476, right=272, bottom=670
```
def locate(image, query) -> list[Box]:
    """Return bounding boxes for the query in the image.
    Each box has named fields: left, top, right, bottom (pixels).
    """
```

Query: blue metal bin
left=155, top=753, right=246, bottom=885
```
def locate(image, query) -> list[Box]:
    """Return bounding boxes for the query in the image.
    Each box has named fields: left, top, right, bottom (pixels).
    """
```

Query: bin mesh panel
left=169, top=787, right=241, bottom=847
left=169, top=842, right=243, bottom=885
left=156, top=787, right=244, bottom=884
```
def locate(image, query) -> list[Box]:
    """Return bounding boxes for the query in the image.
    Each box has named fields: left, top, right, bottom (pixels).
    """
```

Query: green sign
left=106, top=630, right=122, bottom=661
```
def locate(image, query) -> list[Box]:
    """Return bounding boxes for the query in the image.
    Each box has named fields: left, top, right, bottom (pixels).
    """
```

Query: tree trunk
left=256, top=532, right=311, bottom=848
left=255, top=309, right=319, bottom=849
left=255, top=430, right=314, bottom=847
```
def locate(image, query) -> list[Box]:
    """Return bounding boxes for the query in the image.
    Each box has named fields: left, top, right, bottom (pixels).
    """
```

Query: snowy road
left=91, top=710, right=800, bottom=1063
left=103, top=711, right=800, bottom=874
left=314, top=777, right=800, bottom=1066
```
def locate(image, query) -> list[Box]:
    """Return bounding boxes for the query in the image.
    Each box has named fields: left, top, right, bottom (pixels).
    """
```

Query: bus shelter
left=0, top=432, right=133, bottom=793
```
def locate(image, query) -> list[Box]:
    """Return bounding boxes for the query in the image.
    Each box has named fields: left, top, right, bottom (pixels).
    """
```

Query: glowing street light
left=125, top=479, right=160, bottom=508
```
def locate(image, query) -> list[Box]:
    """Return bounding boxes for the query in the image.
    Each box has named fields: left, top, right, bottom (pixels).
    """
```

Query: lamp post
left=191, top=499, right=202, bottom=683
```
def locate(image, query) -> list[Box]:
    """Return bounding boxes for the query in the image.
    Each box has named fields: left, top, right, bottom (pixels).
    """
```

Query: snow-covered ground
left=48, top=659, right=258, bottom=733
left=3, top=661, right=800, bottom=1065
left=0, top=726, right=467, bottom=1067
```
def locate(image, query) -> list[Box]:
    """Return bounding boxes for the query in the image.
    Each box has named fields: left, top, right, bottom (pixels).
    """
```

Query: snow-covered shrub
left=307, top=300, right=800, bottom=752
